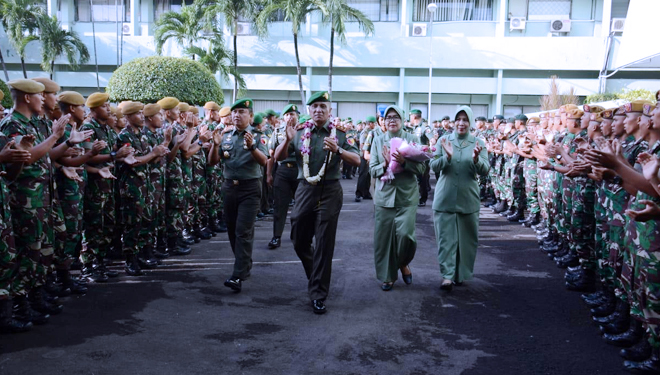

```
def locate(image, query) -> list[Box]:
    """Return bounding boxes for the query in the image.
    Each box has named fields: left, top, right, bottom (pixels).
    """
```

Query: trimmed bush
left=0, top=79, right=12, bottom=108
left=106, top=56, right=223, bottom=105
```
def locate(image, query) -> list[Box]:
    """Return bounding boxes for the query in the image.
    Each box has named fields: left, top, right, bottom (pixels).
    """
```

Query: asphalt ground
left=0, top=178, right=627, bottom=375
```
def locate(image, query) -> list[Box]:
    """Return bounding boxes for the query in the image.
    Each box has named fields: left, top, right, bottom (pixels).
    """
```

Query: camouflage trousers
left=205, top=168, right=220, bottom=222
left=0, top=216, right=17, bottom=300
left=81, top=191, right=115, bottom=264
left=187, top=177, right=207, bottom=228
left=506, top=163, right=525, bottom=210
left=10, top=206, right=49, bottom=296
left=570, top=177, right=596, bottom=269
left=609, top=225, right=627, bottom=302
left=59, top=195, right=83, bottom=260
left=143, top=188, right=165, bottom=246
left=558, top=176, right=574, bottom=238
left=48, top=200, right=67, bottom=270
left=523, top=159, right=539, bottom=215
left=633, top=253, right=660, bottom=349
left=121, top=194, right=147, bottom=256
left=552, top=172, right=564, bottom=235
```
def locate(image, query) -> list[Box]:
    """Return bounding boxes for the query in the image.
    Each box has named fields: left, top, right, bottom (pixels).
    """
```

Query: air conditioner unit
left=510, top=17, right=526, bottom=31
left=236, top=22, right=252, bottom=35
left=611, top=18, right=626, bottom=33
left=550, top=19, right=571, bottom=33
left=411, top=23, right=427, bottom=37
left=122, top=23, right=132, bottom=35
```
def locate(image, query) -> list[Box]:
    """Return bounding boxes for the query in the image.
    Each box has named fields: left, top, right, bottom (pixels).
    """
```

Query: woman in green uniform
left=430, top=106, right=489, bottom=291
left=369, top=105, right=425, bottom=291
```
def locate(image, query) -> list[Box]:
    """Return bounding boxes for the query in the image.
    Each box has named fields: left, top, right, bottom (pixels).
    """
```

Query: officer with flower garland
left=274, top=91, right=360, bottom=314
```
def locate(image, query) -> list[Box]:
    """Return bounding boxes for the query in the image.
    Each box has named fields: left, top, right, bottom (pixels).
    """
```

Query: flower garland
left=301, top=120, right=337, bottom=185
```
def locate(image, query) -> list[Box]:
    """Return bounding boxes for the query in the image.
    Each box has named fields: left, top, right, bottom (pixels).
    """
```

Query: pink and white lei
left=301, top=121, right=337, bottom=185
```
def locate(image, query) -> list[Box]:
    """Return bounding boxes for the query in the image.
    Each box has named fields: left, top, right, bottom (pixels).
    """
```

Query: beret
left=583, top=104, right=605, bottom=113
left=515, top=114, right=529, bottom=122
left=566, top=108, right=584, bottom=119
left=264, top=108, right=278, bottom=117
left=121, top=101, right=144, bottom=116
left=624, top=100, right=652, bottom=113
left=117, top=101, right=132, bottom=110
left=86, top=92, right=109, bottom=108
left=299, top=114, right=310, bottom=124
left=614, top=105, right=627, bottom=116
left=643, top=104, right=654, bottom=117
left=601, top=108, right=615, bottom=120
left=0, top=90, right=3, bottom=101
left=32, top=77, right=60, bottom=93
left=507, top=117, right=516, bottom=123
left=306, top=91, right=330, bottom=106
left=190, top=106, right=199, bottom=115
left=410, top=109, right=422, bottom=115
left=486, top=118, right=493, bottom=123
left=204, top=102, right=220, bottom=111
left=8, top=79, right=45, bottom=94
left=157, top=97, right=180, bottom=110
left=590, top=113, right=603, bottom=122
left=366, top=116, right=376, bottom=123
left=219, top=106, right=231, bottom=117
left=231, top=98, right=253, bottom=111
left=527, top=117, right=540, bottom=124
left=57, top=91, right=85, bottom=106
left=253, top=114, right=263, bottom=125
left=559, top=104, right=578, bottom=113
left=177, top=102, right=191, bottom=112
left=282, top=104, right=299, bottom=115
left=109, top=105, right=123, bottom=118
left=143, top=103, right=161, bottom=117
left=493, top=115, right=504, bottom=120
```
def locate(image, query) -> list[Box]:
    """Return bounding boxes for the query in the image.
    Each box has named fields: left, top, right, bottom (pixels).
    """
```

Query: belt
left=300, top=179, right=339, bottom=186
left=225, top=178, right=259, bottom=186
left=280, top=162, right=296, bottom=168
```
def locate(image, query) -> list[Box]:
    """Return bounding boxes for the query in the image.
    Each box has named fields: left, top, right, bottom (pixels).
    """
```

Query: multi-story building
left=1, top=0, right=658, bottom=120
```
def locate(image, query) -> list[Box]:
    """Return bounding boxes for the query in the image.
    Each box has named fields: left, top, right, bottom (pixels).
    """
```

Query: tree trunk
left=233, top=16, right=238, bottom=103
left=0, top=48, right=9, bottom=81
left=328, top=28, right=335, bottom=102
left=20, top=58, right=27, bottom=78
left=50, top=60, right=55, bottom=80
left=91, top=0, right=100, bottom=90
left=293, top=32, right=305, bottom=110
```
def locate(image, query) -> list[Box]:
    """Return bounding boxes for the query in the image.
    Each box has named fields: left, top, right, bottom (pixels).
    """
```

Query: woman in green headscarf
left=430, top=106, right=490, bottom=291
left=369, top=105, right=426, bottom=291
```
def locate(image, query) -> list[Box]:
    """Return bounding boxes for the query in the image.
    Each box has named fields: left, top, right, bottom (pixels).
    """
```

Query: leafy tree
left=257, top=0, right=328, bottom=106
left=154, top=0, right=219, bottom=59
left=38, top=15, right=90, bottom=79
left=185, top=43, right=247, bottom=97
left=1, top=0, right=44, bottom=78
left=106, top=56, right=224, bottom=105
left=324, top=0, right=373, bottom=101
left=0, top=78, right=12, bottom=108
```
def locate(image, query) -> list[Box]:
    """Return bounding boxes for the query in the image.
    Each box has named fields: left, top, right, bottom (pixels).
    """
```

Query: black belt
left=300, top=179, right=339, bottom=186
left=279, top=162, right=296, bottom=168
left=224, top=178, right=259, bottom=186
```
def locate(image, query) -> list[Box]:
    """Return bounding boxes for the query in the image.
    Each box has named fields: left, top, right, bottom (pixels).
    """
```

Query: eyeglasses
left=385, top=116, right=401, bottom=121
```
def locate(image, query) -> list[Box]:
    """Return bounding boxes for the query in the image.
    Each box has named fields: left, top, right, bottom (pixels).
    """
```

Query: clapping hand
left=14, top=134, right=35, bottom=151
left=175, top=129, right=189, bottom=144
left=61, top=166, right=83, bottom=182
left=163, top=126, right=173, bottom=145
left=626, top=200, right=660, bottom=222
left=0, top=140, right=30, bottom=163
left=382, top=145, right=390, bottom=167
left=67, top=124, right=94, bottom=145
left=91, top=140, right=107, bottom=156
left=244, top=132, right=255, bottom=149
left=473, top=145, right=482, bottom=163
left=98, top=166, right=116, bottom=179
left=638, top=152, right=660, bottom=182
left=441, top=138, right=453, bottom=161
left=153, top=144, right=169, bottom=157
left=51, top=114, right=71, bottom=139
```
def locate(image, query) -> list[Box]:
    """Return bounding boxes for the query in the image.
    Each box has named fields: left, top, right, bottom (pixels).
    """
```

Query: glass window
left=76, top=0, right=130, bottom=22
left=527, top=0, right=571, bottom=20
left=413, top=0, right=493, bottom=22
left=346, top=0, right=399, bottom=22
left=154, top=0, right=193, bottom=21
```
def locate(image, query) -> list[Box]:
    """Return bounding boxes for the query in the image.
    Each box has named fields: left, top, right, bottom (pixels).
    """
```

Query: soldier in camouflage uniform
left=518, top=117, right=540, bottom=226
left=201, top=102, right=224, bottom=234
left=355, top=115, right=376, bottom=202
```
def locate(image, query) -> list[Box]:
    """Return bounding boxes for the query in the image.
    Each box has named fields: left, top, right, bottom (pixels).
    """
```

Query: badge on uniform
left=347, top=138, right=355, bottom=146
left=223, top=151, right=230, bottom=158
left=260, top=137, right=267, bottom=145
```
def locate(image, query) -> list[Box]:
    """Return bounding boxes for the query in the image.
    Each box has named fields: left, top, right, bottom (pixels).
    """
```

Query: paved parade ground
left=0, top=180, right=627, bottom=374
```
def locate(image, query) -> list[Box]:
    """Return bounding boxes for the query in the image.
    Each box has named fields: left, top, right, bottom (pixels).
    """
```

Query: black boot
left=138, top=246, right=159, bottom=269
left=556, top=252, right=580, bottom=268
left=194, top=225, right=212, bottom=240
left=500, top=207, right=515, bottom=217
left=44, top=273, right=71, bottom=298
left=217, top=213, right=228, bottom=233
left=28, top=287, right=63, bottom=316
left=155, top=234, right=169, bottom=258
left=604, top=318, right=643, bottom=347
left=590, top=296, right=617, bottom=317
left=565, top=268, right=596, bottom=292
left=0, top=299, right=32, bottom=334
left=184, top=227, right=201, bottom=243
left=621, top=336, right=653, bottom=362
left=13, top=295, right=49, bottom=325
left=624, top=346, right=660, bottom=373
left=493, top=201, right=508, bottom=214
left=179, top=232, right=195, bottom=246
left=56, top=269, right=87, bottom=295
left=595, top=299, right=630, bottom=324
left=507, top=209, right=525, bottom=222
left=81, top=262, right=109, bottom=283
left=210, top=218, right=224, bottom=234
left=97, top=257, right=119, bottom=278
left=168, top=237, right=191, bottom=256
left=124, top=253, right=144, bottom=276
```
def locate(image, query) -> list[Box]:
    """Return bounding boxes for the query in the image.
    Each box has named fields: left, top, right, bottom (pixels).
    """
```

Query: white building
left=1, top=0, right=658, bottom=120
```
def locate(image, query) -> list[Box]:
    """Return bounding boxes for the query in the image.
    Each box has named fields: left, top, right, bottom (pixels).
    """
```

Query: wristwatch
left=66, top=140, right=75, bottom=147
left=110, top=151, right=117, bottom=160
left=337, top=147, right=344, bottom=155
left=249, top=143, right=257, bottom=151
left=197, top=140, right=203, bottom=146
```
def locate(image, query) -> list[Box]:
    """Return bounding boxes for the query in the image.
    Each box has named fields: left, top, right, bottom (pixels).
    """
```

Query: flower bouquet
left=381, top=138, right=435, bottom=183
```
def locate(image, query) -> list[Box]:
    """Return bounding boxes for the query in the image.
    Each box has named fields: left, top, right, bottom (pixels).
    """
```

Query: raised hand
left=441, top=138, right=453, bottom=160
left=68, top=129, right=94, bottom=144
left=626, top=200, right=660, bottom=222
left=51, top=114, right=71, bottom=138
left=0, top=140, right=30, bottom=163
left=98, top=166, right=116, bottom=179
left=175, top=129, right=189, bottom=144
left=15, top=134, right=36, bottom=151
left=163, top=126, right=173, bottom=145
left=61, top=166, right=83, bottom=182
left=638, top=152, right=660, bottom=181
left=382, top=144, right=390, bottom=167
left=212, top=128, right=222, bottom=145
left=199, top=127, right=212, bottom=143
left=153, top=144, right=169, bottom=157
left=285, top=119, right=296, bottom=141
left=91, top=140, right=106, bottom=155
left=473, top=145, right=482, bottom=163
left=244, top=132, right=255, bottom=149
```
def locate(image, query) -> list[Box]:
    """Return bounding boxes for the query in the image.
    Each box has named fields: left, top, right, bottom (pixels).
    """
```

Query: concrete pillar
left=400, top=0, right=407, bottom=36
left=58, top=0, right=75, bottom=27
left=305, top=67, right=312, bottom=104
left=46, top=0, right=57, bottom=17
left=601, top=0, right=612, bottom=37
left=398, top=68, right=405, bottom=108
left=140, top=0, right=155, bottom=35
left=496, top=0, right=507, bottom=37
left=495, top=69, right=503, bottom=115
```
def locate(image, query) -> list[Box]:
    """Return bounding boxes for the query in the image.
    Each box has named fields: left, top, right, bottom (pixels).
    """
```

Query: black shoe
left=169, top=237, right=192, bottom=256
left=595, top=300, right=630, bottom=325
left=493, top=202, right=508, bottom=213
left=624, top=351, right=660, bottom=374
left=268, top=237, right=281, bottom=249
left=355, top=196, right=363, bottom=202
left=81, top=264, right=109, bottom=283
left=177, top=237, right=194, bottom=249
left=621, top=338, right=652, bottom=362
left=556, top=253, right=580, bottom=268
left=201, top=226, right=216, bottom=237
left=194, top=226, right=212, bottom=240
left=180, top=232, right=195, bottom=245
left=441, top=280, right=453, bottom=291
left=267, top=208, right=274, bottom=215
left=507, top=211, right=525, bottom=222
left=591, top=298, right=617, bottom=317
left=124, top=254, right=144, bottom=276
left=28, top=287, right=63, bottom=316
left=418, top=201, right=426, bottom=207
left=363, top=195, right=373, bottom=200
left=224, top=277, right=242, bottom=293
left=13, top=296, right=49, bottom=325
left=311, top=299, right=327, bottom=314
left=381, top=282, right=393, bottom=291
left=138, top=246, right=159, bottom=269
left=604, top=319, right=643, bottom=347
left=600, top=317, right=630, bottom=335
left=0, top=299, right=32, bottom=334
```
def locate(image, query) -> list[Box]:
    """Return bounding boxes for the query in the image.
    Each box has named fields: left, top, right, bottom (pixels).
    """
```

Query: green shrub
left=106, top=56, right=223, bottom=105
left=584, top=89, right=657, bottom=105
left=0, top=79, right=12, bottom=108
left=583, top=92, right=618, bottom=104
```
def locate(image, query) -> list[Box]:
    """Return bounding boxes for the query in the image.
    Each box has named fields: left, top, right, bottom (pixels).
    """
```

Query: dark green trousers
left=223, top=179, right=261, bottom=280
left=272, top=164, right=298, bottom=238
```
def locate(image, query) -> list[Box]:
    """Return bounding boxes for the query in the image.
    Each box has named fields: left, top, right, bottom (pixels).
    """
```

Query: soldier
left=208, top=98, right=268, bottom=293
left=411, top=109, right=432, bottom=207
left=117, top=102, right=169, bottom=275
left=516, top=116, right=541, bottom=226
left=274, top=91, right=360, bottom=314
left=252, top=113, right=271, bottom=220
left=267, top=104, right=300, bottom=249
left=201, top=102, right=224, bottom=234
left=342, top=120, right=358, bottom=179
left=355, top=115, right=376, bottom=202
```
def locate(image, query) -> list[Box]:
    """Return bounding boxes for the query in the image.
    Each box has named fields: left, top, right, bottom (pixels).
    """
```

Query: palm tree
left=257, top=0, right=328, bottom=106
left=205, top=0, right=259, bottom=102
left=324, top=0, right=373, bottom=101
left=38, top=15, right=90, bottom=79
left=1, top=0, right=44, bottom=78
left=154, top=0, right=219, bottom=59
left=0, top=0, right=11, bottom=80
left=185, top=42, right=247, bottom=96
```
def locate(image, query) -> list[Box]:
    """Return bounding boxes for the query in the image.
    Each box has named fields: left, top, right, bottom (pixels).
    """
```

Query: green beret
left=366, top=116, right=376, bottom=123
left=507, top=117, right=516, bottom=123
left=515, top=114, right=528, bottom=122
left=494, top=115, right=505, bottom=120
left=410, top=109, right=422, bottom=115
left=475, top=116, right=486, bottom=121
left=442, top=116, right=450, bottom=121
left=253, top=114, right=263, bottom=125
left=346, top=117, right=352, bottom=122
left=306, top=91, right=330, bottom=106
left=231, top=98, right=253, bottom=111
left=486, top=118, right=493, bottom=123
left=299, top=114, right=310, bottom=124
left=282, top=104, right=299, bottom=115
left=264, top=108, right=278, bottom=117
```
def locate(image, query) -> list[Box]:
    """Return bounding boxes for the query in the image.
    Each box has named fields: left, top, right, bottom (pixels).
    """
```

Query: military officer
left=355, top=115, right=376, bottom=202
left=274, top=91, right=360, bottom=314
left=412, top=109, right=432, bottom=207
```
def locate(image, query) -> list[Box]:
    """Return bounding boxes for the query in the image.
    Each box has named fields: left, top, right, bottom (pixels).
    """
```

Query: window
left=76, top=0, right=130, bottom=22
left=413, top=0, right=493, bottom=22
left=154, top=0, right=192, bottom=21
left=347, top=0, right=399, bottom=22
left=527, top=0, right=571, bottom=20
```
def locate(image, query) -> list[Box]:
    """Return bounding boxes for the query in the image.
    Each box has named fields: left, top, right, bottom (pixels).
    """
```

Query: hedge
left=0, top=79, right=12, bottom=108
left=106, top=56, right=223, bottom=105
